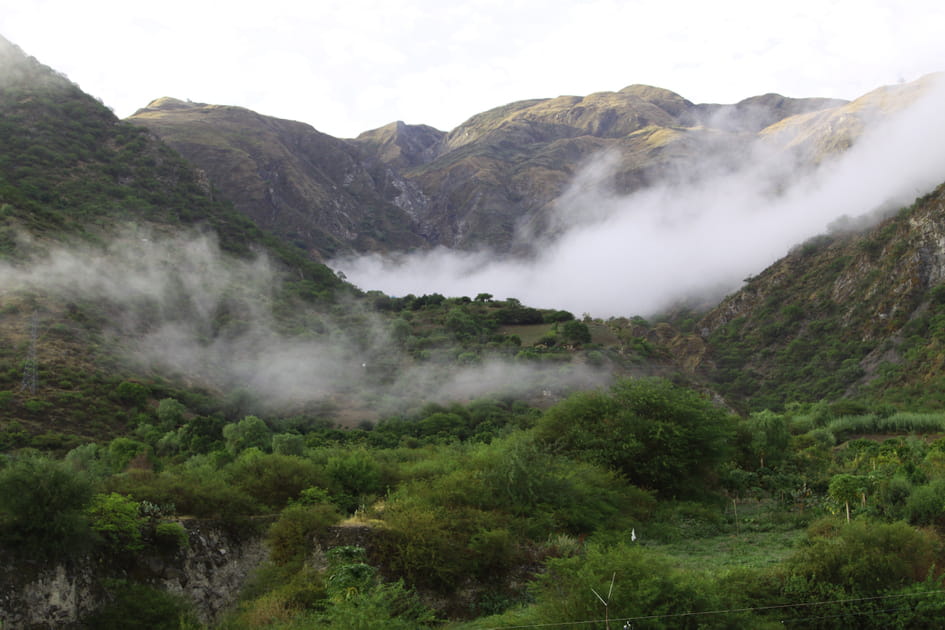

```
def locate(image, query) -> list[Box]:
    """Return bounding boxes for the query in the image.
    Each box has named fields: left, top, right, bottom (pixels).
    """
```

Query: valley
left=2, top=33, right=945, bottom=629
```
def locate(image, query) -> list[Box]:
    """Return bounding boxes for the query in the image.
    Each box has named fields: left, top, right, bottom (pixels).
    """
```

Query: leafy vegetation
left=8, top=36, right=945, bottom=630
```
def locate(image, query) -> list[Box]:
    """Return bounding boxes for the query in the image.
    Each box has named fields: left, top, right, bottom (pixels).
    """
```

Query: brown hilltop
left=129, top=81, right=866, bottom=257
left=128, top=98, right=429, bottom=258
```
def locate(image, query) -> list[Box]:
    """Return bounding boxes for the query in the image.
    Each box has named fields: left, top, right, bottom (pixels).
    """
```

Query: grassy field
left=648, top=529, right=805, bottom=573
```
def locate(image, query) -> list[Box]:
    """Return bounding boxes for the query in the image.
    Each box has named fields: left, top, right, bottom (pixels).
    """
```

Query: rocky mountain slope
left=127, top=98, right=430, bottom=259
left=129, top=76, right=938, bottom=260
left=687, top=182, right=945, bottom=411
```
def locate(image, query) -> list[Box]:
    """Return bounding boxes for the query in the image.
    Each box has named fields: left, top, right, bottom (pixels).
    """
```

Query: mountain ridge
left=128, top=81, right=868, bottom=256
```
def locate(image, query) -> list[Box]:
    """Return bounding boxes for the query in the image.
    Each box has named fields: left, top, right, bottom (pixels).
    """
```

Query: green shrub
left=156, top=398, right=186, bottom=430
left=0, top=455, right=93, bottom=557
left=272, top=432, right=305, bottom=456
left=114, top=381, right=149, bottom=408
left=788, top=518, right=941, bottom=593
left=377, top=493, right=476, bottom=591
left=227, top=451, right=330, bottom=511
left=154, top=521, right=190, bottom=552
left=315, top=580, right=436, bottom=629
left=106, top=468, right=259, bottom=522
left=905, top=479, right=945, bottom=528
left=535, top=378, right=734, bottom=495
left=81, top=580, right=199, bottom=630
left=521, top=542, right=741, bottom=628
left=223, top=415, right=272, bottom=454
left=326, top=449, right=382, bottom=512
left=268, top=503, right=341, bottom=565
left=86, top=492, right=145, bottom=553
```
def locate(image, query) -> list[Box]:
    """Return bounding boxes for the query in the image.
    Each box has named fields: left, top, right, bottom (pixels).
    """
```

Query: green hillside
left=0, top=36, right=347, bottom=445
left=5, top=34, right=945, bottom=630
left=697, top=184, right=945, bottom=411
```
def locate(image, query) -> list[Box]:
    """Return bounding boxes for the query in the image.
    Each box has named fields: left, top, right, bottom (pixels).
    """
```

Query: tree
left=223, top=415, right=272, bottom=454
left=155, top=397, right=186, bottom=430
left=561, top=320, right=592, bottom=345
left=0, top=455, right=94, bottom=557
left=829, top=474, right=869, bottom=523
left=272, top=432, right=305, bottom=456
left=474, top=292, right=493, bottom=302
left=747, top=410, right=790, bottom=469
left=535, top=378, right=734, bottom=495
left=388, top=318, right=412, bottom=345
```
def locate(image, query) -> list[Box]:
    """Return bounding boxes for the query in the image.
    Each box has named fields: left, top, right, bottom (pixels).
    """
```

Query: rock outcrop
left=0, top=519, right=268, bottom=629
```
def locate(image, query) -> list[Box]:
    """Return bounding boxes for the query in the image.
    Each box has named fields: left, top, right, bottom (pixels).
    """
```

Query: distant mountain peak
left=137, top=96, right=204, bottom=112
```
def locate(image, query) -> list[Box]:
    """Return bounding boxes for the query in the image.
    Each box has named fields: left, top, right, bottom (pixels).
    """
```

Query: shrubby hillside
left=4, top=34, right=945, bottom=629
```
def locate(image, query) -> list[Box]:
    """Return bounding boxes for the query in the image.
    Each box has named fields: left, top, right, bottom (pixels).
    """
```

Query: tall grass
left=826, top=412, right=945, bottom=438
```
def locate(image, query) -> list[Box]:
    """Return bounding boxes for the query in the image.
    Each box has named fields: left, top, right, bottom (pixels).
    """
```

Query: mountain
left=353, top=120, right=445, bottom=170
left=127, top=98, right=429, bottom=259
left=760, top=73, right=941, bottom=162
left=129, top=80, right=931, bottom=259
left=4, top=29, right=945, bottom=438
left=0, top=36, right=348, bottom=443
left=686, top=182, right=945, bottom=412
left=129, top=85, right=860, bottom=256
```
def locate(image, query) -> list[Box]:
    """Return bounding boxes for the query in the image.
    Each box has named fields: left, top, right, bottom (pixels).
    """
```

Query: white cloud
left=336, top=76, right=945, bottom=317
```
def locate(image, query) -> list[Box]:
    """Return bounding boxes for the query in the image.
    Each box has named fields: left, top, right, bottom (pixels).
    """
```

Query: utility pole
left=19, top=312, right=38, bottom=395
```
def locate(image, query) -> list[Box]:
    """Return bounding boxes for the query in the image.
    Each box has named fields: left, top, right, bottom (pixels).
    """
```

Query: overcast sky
left=1, top=0, right=943, bottom=138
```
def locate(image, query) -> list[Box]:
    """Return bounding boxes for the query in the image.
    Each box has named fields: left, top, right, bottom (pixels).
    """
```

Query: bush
left=154, top=521, right=190, bottom=552
left=316, top=580, right=436, bottom=629
left=223, top=415, right=272, bottom=454
left=106, top=468, right=259, bottom=522
left=522, top=542, right=741, bottom=628
left=114, top=381, right=149, bottom=408
left=268, top=503, right=341, bottom=565
left=0, top=455, right=93, bottom=557
left=272, top=433, right=305, bottom=456
left=788, top=519, right=941, bottom=593
left=905, top=479, right=945, bottom=528
left=326, top=449, right=382, bottom=512
left=227, top=451, right=330, bottom=511
left=376, top=492, right=475, bottom=592
left=86, top=492, right=145, bottom=553
left=535, top=378, right=734, bottom=495
left=81, top=580, right=199, bottom=630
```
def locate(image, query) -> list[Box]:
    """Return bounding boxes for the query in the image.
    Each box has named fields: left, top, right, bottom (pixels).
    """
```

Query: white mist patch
left=336, top=76, right=945, bottom=317
left=0, top=229, right=608, bottom=414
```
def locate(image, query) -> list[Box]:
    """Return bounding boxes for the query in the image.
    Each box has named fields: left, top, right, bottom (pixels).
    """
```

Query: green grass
left=499, top=323, right=554, bottom=345
left=826, top=412, right=945, bottom=438
left=646, top=529, right=805, bottom=573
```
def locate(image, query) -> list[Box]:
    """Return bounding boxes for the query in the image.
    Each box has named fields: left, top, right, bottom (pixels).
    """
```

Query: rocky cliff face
left=0, top=519, right=268, bottom=628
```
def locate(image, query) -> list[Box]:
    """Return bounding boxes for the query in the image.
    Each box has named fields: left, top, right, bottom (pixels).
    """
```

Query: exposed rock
left=158, top=520, right=270, bottom=624
left=0, top=520, right=269, bottom=629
